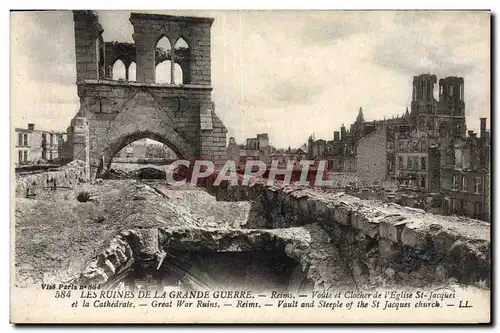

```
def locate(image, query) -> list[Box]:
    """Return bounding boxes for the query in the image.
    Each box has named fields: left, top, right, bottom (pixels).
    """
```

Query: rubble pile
left=210, top=181, right=491, bottom=286
left=14, top=175, right=490, bottom=291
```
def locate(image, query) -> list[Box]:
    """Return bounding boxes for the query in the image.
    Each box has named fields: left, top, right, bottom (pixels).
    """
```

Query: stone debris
left=78, top=224, right=357, bottom=292
left=14, top=177, right=490, bottom=290
left=205, top=181, right=491, bottom=286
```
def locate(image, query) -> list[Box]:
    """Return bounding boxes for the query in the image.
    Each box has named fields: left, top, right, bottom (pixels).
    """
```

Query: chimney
left=480, top=118, right=487, bottom=138
left=28, top=123, right=35, bottom=131
left=334, top=131, right=340, bottom=141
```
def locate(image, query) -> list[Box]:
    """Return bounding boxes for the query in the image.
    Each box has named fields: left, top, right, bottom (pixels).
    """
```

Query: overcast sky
left=10, top=10, right=490, bottom=148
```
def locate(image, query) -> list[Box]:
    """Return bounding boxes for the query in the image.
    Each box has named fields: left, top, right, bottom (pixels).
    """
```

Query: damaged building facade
left=227, top=133, right=274, bottom=166
left=226, top=134, right=271, bottom=167
left=308, top=107, right=406, bottom=173
left=439, top=118, right=491, bottom=221
left=66, top=11, right=227, bottom=178
left=227, top=134, right=308, bottom=168
left=307, top=74, right=491, bottom=221
left=14, top=123, right=69, bottom=166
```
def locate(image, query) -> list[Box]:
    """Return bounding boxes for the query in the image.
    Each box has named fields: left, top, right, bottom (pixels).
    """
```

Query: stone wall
left=208, top=181, right=490, bottom=286
left=73, top=11, right=104, bottom=82
left=356, top=126, right=387, bottom=185
left=200, top=110, right=228, bottom=168
left=129, top=13, right=213, bottom=84
left=73, top=80, right=227, bottom=174
left=15, top=160, right=87, bottom=198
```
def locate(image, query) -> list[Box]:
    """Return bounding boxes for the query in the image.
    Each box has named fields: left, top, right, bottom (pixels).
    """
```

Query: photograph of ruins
left=11, top=10, right=491, bottom=323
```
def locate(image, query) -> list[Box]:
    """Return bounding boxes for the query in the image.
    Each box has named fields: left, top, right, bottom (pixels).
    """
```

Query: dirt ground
left=14, top=180, right=256, bottom=287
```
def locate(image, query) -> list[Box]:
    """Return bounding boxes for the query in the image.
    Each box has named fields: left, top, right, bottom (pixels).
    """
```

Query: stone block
left=379, top=215, right=407, bottom=243
left=101, top=259, right=116, bottom=277
left=115, top=249, right=128, bottom=264
left=351, top=208, right=380, bottom=239
left=313, top=198, right=329, bottom=215
left=400, top=221, right=430, bottom=250
left=384, top=267, right=396, bottom=279
left=288, top=195, right=299, bottom=212
left=333, top=203, right=351, bottom=226
left=428, top=225, right=459, bottom=254
left=298, top=197, right=309, bottom=214
left=379, top=238, right=398, bottom=258
left=106, top=253, right=120, bottom=268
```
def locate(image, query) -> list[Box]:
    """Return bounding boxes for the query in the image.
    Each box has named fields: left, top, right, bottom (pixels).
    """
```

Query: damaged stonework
left=104, top=41, right=184, bottom=80
left=15, top=160, right=87, bottom=198
left=15, top=176, right=489, bottom=291
left=206, top=181, right=491, bottom=287
left=76, top=224, right=356, bottom=292
left=69, top=11, right=229, bottom=179
left=76, top=228, right=162, bottom=285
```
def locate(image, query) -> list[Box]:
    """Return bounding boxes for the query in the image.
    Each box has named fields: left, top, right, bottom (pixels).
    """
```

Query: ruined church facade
left=67, top=11, right=227, bottom=178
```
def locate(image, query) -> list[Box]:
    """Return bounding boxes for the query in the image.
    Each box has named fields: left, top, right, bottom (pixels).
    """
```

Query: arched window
left=174, top=37, right=190, bottom=84
left=173, top=63, right=183, bottom=85
left=155, top=36, right=172, bottom=84
left=128, top=62, right=136, bottom=82
left=112, top=59, right=126, bottom=81
left=156, top=61, right=172, bottom=84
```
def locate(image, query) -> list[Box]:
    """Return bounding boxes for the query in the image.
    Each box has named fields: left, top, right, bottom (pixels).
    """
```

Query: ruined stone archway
left=96, top=130, right=195, bottom=177
left=76, top=227, right=317, bottom=293
left=69, top=11, right=228, bottom=180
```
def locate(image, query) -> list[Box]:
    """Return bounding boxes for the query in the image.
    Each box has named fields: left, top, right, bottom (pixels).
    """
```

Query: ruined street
left=15, top=162, right=491, bottom=295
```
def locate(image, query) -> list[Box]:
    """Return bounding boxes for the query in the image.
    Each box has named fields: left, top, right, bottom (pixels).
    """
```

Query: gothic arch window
left=174, top=37, right=190, bottom=84
left=112, top=59, right=126, bottom=81
left=155, top=36, right=172, bottom=84
left=128, top=62, right=136, bottom=82
left=173, top=63, right=183, bottom=85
